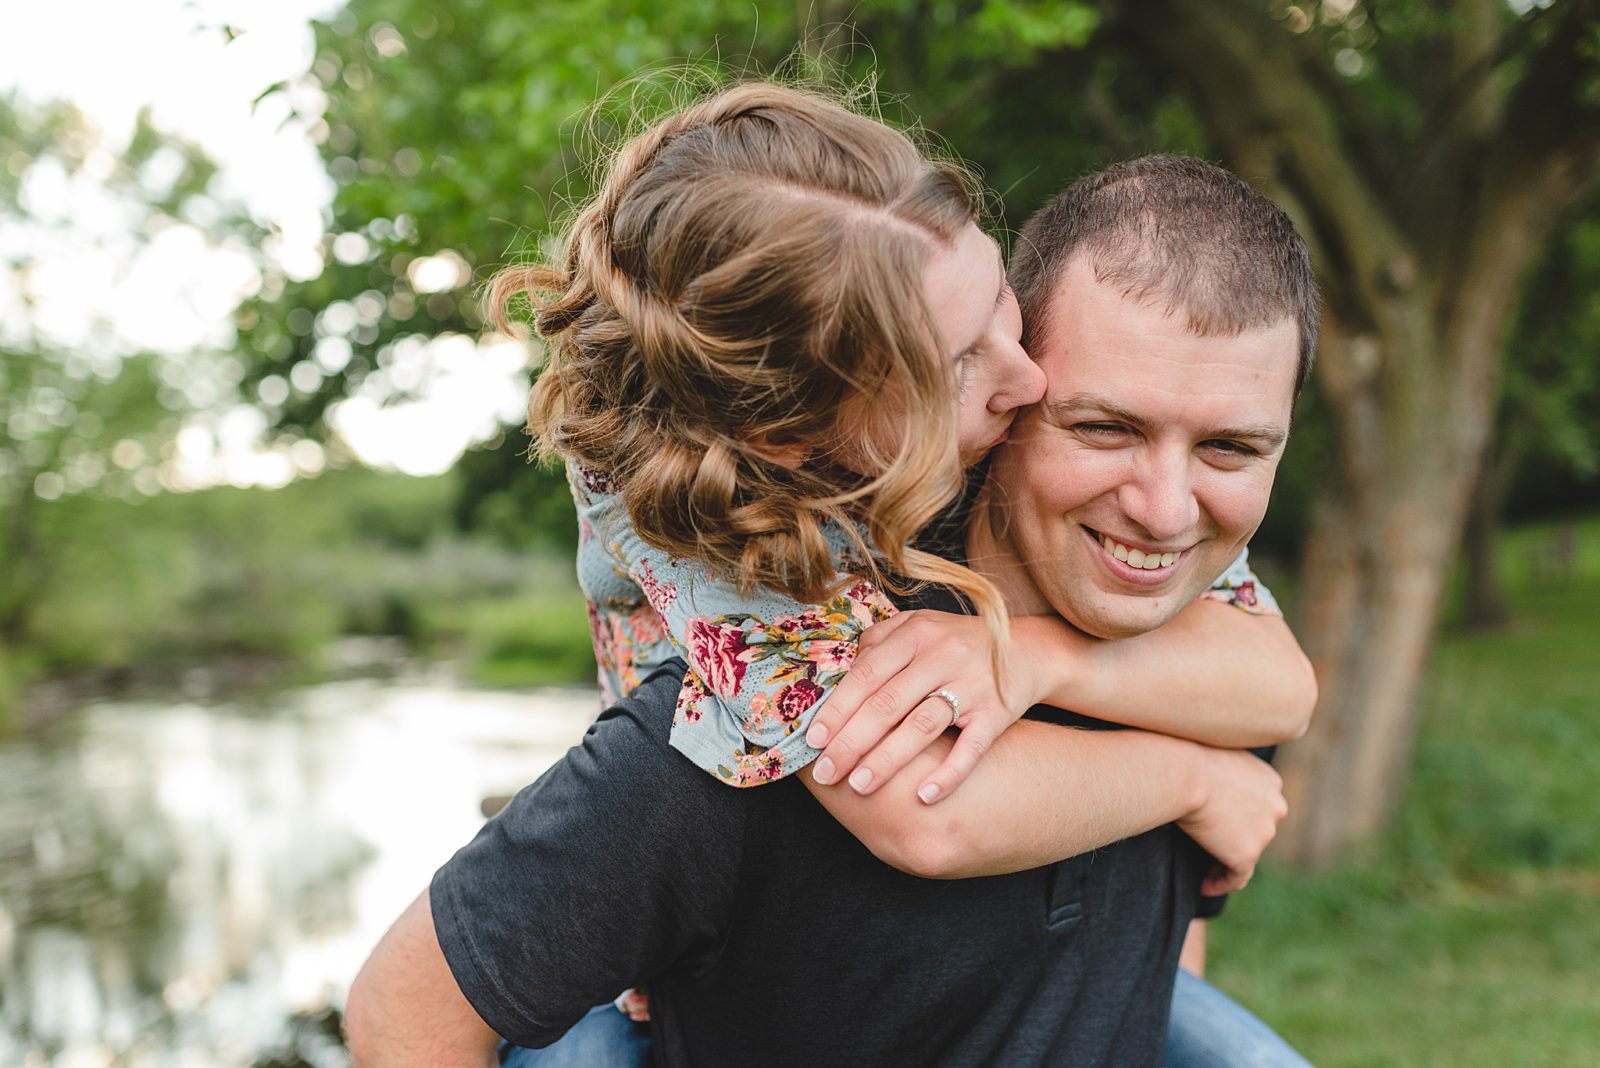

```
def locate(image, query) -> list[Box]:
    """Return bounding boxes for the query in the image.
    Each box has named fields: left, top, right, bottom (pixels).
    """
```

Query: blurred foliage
left=236, top=0, right=1600, bottom=568
left=234, top=0, right=1119, bottom=542
left=420, top=590, right=594, bottom=688
left=1212, top=513, right=1600, bottom=1066
left=6, top=463, right=588, bottom=700
left=1, top=96, right=237, bottom=667
left=1500, top=203, right=1600, bottom=518
left=0, top=91, right=592, bottom=723
left=7, top=2, right=1600, bottom=713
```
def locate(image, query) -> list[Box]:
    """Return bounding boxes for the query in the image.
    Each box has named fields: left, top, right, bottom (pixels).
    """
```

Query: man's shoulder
left=601, top=659, right=690, bottom=745
left=573, top=659, right=736, bottom=805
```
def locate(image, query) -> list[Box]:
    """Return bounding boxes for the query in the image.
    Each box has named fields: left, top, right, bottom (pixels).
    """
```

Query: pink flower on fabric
left=775, top=679, right=825, bottom=723
left=688, top=618, right=750, bottom=697
left=578, top=465, right=619, bottom=495
left=844, top=580, right=897, bottom=626
left=628, top=607, right=667, bottom=645
left=635, top=559, right=677, bottom=616
left=733, top=748, right=786, bottom=785
left=805, top=640, right=856, bottom=674
left=742, top=692, right=777, bottom=734
left=675, top=669, right=709, bottom=725
left=1234, top=582, right=1259, bottom=607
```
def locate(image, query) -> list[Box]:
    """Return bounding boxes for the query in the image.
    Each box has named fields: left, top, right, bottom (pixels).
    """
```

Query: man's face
left=991, top=257, right=1298, bottom=639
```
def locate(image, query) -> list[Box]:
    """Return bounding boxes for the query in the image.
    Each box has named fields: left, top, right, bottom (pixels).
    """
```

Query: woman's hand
left=804, top=610, right=1060, bottom=803
left=1178, top=747, right=1289, bottom=895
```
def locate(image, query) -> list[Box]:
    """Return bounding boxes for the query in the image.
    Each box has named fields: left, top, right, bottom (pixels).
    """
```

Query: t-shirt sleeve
left=429, top=667, right=745, bottom=1049
left=581, top=472, right=899, bottom=788
left=1197, top=547, right=1282, bottom=617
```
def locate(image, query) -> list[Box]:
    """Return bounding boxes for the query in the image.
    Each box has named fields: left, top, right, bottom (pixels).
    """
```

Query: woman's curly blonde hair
left=492, top=79, right=1006, bottom=647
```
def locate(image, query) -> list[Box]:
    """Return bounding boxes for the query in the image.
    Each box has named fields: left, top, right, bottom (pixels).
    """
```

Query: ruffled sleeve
left=1197, top=547, right=1282, bottom=617
left=574, top=463, right=895, bottom=786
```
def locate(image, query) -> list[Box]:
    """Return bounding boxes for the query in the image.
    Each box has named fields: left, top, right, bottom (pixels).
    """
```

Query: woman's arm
left=800, top=718, right=1287, bottom=884
left=806, top=572, right=1315, bottom=802
left=1024, top=599, right=1317, bottom=745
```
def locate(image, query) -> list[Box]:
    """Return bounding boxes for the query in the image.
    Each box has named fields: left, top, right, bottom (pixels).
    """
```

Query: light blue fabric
left=1204, top=546, right=1282, bottom=615
left=498, top=1004, right=651, bottom=1068
left=1165, top=967, right=1313, bottom=1068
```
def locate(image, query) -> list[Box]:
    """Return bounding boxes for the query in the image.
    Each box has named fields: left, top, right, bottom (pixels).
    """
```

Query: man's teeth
left=1099, top=534, right=1180, bottom=570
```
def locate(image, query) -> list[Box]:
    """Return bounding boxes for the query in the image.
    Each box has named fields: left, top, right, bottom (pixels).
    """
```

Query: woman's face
left=921, top=223, right=1048, bottom=466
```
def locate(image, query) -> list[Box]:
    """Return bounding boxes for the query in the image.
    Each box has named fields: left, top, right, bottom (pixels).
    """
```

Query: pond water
left=0, top=660, right=599, bottom=1067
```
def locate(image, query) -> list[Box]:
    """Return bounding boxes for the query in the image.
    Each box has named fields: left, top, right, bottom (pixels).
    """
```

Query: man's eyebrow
left=1203, top=423, right=1288, bottom=450
left=1046, top=392, right=1288, bottom=450
left=1045, top=393, right=1151, bottom=428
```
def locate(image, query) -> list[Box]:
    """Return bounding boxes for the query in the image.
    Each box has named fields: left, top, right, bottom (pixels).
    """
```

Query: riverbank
left=0, top=668, right=600, bottom=1067
left=0, top=465, right=596, bottom=737
left=7, top=597, right=597, bottom=736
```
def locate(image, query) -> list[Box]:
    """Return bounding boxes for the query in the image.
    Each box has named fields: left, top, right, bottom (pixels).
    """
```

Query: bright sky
left=2, top=0, right=531, bottom=484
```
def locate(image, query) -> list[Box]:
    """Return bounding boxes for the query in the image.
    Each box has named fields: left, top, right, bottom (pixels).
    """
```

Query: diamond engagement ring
left=928, top=688, right=961, bottom=727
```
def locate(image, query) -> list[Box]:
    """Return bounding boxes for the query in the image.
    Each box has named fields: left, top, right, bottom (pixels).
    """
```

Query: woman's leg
left=1164, top=968, right=1313, bottom=1068
left=498, top=1003, right=652, bottom=1067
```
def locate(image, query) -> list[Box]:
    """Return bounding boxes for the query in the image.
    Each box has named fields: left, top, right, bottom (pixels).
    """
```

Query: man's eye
left=1076, top=423, right=1132, bottom=438
left=1203, top=439, right=1257, bottom=456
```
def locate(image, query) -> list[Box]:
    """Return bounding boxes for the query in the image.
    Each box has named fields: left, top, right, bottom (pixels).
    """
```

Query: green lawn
left=1210, top=515, right=1600, bottom=1067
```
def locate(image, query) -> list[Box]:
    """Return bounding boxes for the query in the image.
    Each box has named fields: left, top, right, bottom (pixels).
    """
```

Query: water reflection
left=0, top=666, right=598, bottom=1067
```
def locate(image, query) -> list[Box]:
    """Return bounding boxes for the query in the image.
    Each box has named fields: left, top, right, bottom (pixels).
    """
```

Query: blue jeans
left=500, top=971, right=1310, bottom=1066
left=1164, top=968, right=1313, bottom=1068
left=499, top=1003, right=652, bottom=1067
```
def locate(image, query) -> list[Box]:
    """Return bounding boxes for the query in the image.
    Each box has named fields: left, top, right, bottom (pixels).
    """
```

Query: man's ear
left=743, top=432, right=811, bottom=470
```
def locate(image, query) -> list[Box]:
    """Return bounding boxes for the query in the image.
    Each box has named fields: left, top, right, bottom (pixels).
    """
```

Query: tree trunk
left=1274, top=218, right=1535, bottom=864
left=1461, top=443, right=1515, bottom=629
left=1274, top=323, right=1486, bottom=864
left=1118, top=0, right=1600, bottom=867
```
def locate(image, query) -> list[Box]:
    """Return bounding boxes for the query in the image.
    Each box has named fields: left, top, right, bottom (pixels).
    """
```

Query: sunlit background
left=3, top=2, right=1598, bottom=1065
left=2, top=0, right=528, bottom=486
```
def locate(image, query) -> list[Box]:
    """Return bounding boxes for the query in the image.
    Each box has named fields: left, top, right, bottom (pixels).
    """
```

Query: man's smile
left=1083, top=526, right=1193, bottom=585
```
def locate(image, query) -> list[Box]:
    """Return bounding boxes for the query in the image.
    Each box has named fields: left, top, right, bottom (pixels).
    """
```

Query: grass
left=421, top=590, right=597, bottom=688
left=1210, top=514, right=1600, bottom=1067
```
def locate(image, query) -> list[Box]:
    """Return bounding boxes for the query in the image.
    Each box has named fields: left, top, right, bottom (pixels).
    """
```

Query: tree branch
left=1129, top=0, right=1414, bottom=326
left=1497, top=0, right=1600, bottom=163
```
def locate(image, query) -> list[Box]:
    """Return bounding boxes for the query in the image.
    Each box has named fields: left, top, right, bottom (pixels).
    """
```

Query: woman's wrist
left=1010, top=613, right=1099, bottom=712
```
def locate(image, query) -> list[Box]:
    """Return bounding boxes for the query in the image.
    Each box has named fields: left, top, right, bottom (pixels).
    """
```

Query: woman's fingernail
left=848, top=767, right=873, bottom=793
left=917, top=783, right=940, bottom=804
left=813, top=756, right=836, bottom=785
left=806, top=724, right=828, bottom=747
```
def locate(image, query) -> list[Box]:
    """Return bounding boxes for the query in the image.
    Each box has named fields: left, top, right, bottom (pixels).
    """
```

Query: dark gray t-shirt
left=431, top=663, right=1209, bottom=1067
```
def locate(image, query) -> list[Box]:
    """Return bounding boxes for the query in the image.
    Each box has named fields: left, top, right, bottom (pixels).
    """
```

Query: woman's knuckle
left=908, top=705, right=946, bottom=735
left=866, top=688, right=902, bottom=720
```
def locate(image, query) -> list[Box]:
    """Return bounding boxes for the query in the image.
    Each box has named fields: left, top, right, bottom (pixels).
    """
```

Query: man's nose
left=1119, top=448, right=1199, bottom=542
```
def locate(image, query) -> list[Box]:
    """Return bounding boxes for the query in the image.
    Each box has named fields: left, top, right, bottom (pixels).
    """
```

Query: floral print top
left=572, top=461, right=1281, bottom=786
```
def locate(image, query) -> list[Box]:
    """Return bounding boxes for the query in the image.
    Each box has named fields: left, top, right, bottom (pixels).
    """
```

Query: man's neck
left=964, top=482, right=1056, bottom=617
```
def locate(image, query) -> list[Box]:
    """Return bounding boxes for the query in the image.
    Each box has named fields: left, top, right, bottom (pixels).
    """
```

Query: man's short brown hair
left=1010, top=155, right=1319, bottom=397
